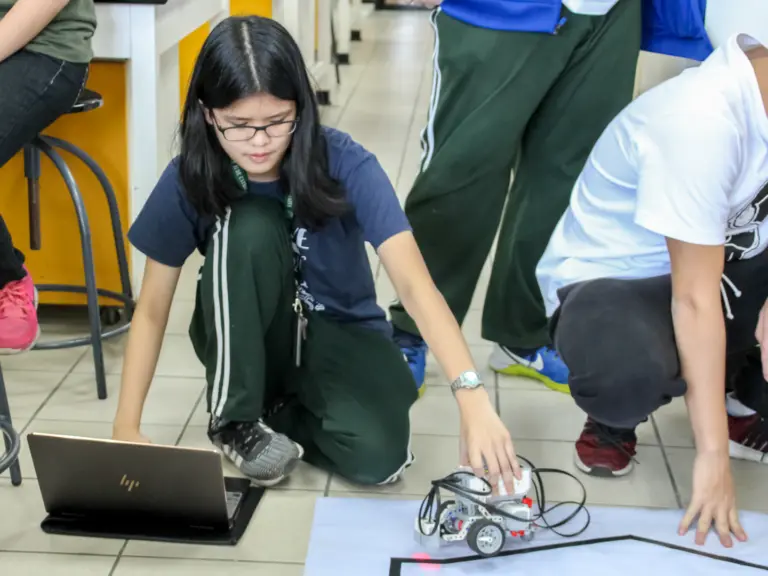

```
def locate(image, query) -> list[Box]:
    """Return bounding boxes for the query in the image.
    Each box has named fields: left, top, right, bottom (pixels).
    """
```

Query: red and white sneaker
left=0, top=266, right=39, bottom=354
left=574, top=417, right=638, bottom=477
left=728, top=413, right=768, bottom=464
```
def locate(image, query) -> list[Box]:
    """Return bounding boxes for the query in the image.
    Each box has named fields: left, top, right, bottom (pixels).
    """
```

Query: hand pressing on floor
left=458, top=388, right=521, bottom=495
left=678, top=451, right=747, bottom=547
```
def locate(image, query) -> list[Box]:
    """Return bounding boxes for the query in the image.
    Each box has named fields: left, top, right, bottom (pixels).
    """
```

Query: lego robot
left=415, top=466, right=537, bottom=558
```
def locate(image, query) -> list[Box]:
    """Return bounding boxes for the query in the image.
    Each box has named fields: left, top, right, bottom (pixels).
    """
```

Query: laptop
left=27, top=433, right=264, bottom=545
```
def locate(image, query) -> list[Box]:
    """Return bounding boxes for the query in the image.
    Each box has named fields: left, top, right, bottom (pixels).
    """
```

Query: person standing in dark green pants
left=392, top=0, right=713, bottom=395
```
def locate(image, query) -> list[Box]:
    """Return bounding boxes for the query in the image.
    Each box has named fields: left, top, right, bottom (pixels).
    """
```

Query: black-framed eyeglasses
left=214, top=117, right=299, bottom=142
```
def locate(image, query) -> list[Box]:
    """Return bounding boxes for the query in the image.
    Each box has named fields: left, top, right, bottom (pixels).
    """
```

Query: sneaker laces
left=234, top=420, right=276, bottom=455
left=211, top=419, right=274, bottom=456
left=720, top=274, right=742, bottom=320
left=585, top=418, right=640, bottom=465
left=741, top=415, right=768, bottom=453
left=262, top=398, right=287, bottom=421
left=0, top=280, right=31, bottom=320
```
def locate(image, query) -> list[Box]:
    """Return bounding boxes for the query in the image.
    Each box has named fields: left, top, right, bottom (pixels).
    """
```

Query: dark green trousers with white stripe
left=390, top=0, right=642, bottom=349
left=188, top=196, right=417, bottom=485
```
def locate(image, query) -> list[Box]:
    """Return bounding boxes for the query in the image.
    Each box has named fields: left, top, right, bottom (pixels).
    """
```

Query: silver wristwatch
left=450, top=370, right=484, bottom=395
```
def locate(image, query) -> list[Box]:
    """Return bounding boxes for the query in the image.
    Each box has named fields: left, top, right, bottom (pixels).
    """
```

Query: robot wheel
left=467, top=519, right=506, bottom=557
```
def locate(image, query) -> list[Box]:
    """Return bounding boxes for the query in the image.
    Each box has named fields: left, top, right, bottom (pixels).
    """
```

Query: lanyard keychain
left=232, top=164, right=307, bottom=367
left=286, top=193, right=309, bottom=367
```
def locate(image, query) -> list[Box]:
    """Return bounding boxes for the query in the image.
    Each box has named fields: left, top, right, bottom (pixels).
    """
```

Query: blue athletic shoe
left=489, top=344, right=570, bottom=394
left=393, top=326, right=428, bottom=397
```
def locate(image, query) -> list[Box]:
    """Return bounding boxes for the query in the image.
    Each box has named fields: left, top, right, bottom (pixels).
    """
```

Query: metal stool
left=24, top=88, right=135, bottom=400
left=0, top=365, right=22, bottom=486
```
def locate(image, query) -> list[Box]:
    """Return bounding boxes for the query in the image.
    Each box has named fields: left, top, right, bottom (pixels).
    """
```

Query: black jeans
left=551, top=248, right=768, bottom=429
left=0, top=49, right=88, bottom=289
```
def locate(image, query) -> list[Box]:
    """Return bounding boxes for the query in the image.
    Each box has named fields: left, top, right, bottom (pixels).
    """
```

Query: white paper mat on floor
left=304, top=497, right=768, bottom=575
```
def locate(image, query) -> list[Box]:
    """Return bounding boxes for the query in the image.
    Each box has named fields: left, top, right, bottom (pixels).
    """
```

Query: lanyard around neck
left=231, top=162, right=293, bottom=220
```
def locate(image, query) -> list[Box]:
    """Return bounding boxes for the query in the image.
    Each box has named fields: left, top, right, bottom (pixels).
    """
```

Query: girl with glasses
left=113, top=15, right=521, bottom=490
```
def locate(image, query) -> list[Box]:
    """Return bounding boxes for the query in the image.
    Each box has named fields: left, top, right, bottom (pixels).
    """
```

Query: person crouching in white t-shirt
left=537, top=33, right=768, bottom=549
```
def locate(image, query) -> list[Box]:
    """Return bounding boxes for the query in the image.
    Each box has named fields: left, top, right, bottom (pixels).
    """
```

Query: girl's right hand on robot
left=458, top=389, right=521, bottom=494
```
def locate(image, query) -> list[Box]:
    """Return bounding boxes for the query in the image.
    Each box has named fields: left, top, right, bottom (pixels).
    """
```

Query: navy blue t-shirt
left=128, top=127, right=411, bottom=334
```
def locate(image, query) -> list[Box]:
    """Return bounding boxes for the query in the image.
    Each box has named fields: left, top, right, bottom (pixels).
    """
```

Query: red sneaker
left=728, top=413, right=768, bottom=464
left=0, top=267, right=39, bottom=354
left=574, top=417, right=637, bottom=477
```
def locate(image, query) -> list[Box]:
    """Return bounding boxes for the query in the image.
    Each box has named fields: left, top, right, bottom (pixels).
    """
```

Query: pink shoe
left=0, top=267, right=39, bottom=354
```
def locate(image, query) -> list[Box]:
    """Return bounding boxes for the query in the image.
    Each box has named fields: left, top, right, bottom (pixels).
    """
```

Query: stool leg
left=0, top=367, right=22, bottom=486
left=24, top=145, right=42, bottom=251
left=42, top=137, right=133, bottom=304
left=34, top=137, right=108, bottom=400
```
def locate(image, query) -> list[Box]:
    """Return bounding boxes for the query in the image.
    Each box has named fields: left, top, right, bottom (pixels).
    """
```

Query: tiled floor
left=1, top=9, right=767, bottom=576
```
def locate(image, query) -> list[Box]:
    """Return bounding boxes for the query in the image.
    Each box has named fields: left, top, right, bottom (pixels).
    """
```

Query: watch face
left=454, top=371, right=482, bottom=389
left=463, top=372, right=480, bottom=386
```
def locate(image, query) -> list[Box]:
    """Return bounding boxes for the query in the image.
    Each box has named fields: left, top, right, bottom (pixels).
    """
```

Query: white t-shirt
left=562, top=0, right=620, bottom=16
left=537, top=33, right=768, bottom=317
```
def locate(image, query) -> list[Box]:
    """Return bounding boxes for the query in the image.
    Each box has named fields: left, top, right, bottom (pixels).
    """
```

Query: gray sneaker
left=208, top=419, right=303, bottom=486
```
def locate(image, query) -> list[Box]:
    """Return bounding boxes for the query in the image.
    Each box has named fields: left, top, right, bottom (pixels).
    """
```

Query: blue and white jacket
left=439, top=0, right=713, bottom=61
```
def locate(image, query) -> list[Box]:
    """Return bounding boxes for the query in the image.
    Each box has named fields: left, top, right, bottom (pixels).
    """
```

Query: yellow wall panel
left=231, top=0, right=272, bottom=16
left=179, top=23, right=211, bottom=110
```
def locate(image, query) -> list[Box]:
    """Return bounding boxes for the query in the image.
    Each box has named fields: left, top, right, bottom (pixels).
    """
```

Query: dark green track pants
left=390, top=0, right=642, bottom=349
left=189, top=196, right=417, bottom=485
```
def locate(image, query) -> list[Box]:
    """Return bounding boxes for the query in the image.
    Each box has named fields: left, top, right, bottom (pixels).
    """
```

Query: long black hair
left=179, top=15, right=346, bottom=228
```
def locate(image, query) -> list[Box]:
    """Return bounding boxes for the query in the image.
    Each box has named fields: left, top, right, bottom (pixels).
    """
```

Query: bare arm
left=0, top=0, right=71, bottom=62
left=666, top=238, right=728, bottom=453
left=378, top=231, right=484, bottom=404
left=668, top=239, right=746, bottom=547
left=113, top=258, right=182, bottom=436
left=378, top=231, right=521, bottom=487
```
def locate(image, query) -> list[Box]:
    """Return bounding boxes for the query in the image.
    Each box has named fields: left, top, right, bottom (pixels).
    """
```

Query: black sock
left=0, top=221, right=26, bottom=289
left=0, top=261, right=25, bottom=289
left=392, top=324, right=424, bottom=346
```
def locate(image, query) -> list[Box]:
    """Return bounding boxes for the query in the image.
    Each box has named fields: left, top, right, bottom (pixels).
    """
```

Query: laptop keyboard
left=225, top=491, right=244, bottom=520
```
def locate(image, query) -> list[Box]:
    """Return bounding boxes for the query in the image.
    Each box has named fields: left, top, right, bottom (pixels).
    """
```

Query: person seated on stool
left=112, top=16, right=522, bottom=490
left=0, top=0, right=95, bottom=353
left=537, top=33, right=768, bottom=548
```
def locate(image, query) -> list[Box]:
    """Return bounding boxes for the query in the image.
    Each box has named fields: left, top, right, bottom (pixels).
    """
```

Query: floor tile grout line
left=174, top=384, right=207, bottom=446
left=0, top=550, right=117, bottom=558
left=392, top=42, right=429, bottom=195
left=332, top=36, right=378, bottom=127
left=114, top=555, right=305, bottom=566
left=651, top=415, right=684, bottom=509
left=106, top=549, right=306, bottom=572
left=18, top=349, right=89, bottom=435
left=374, top=37, right=429, bottom=285
left=336, top=28, right=427, bottom=284
left=0, top=548, right=306, bottom=566
left=403, top=430, right=666, bottom=446
left=107, top=541, right=129, bottom=576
